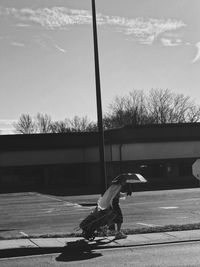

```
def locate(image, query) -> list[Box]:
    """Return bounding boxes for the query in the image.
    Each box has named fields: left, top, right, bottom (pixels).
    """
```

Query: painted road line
left=159, top=206, right=179, bottom=209
left=36, top=193, right=83, bottom=208
left=20, top=231, right=29, bottom=237
left=136, top=223, right=161, bottom=227
left=20, top=232, right=41, bottom=248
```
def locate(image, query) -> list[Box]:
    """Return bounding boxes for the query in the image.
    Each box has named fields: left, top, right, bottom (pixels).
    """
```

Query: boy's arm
left=126, top=183, right=132, bottom=196
left=119, top=192, right=126, bottom=198
left=126, top=190, right=132, bottom=196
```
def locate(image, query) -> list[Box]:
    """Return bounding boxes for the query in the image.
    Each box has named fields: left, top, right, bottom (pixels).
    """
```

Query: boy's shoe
left=115, top=231, right=127, bottom=239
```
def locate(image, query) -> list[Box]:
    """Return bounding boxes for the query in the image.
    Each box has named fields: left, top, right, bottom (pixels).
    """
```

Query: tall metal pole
left=91, top=0, right=107, bottom=194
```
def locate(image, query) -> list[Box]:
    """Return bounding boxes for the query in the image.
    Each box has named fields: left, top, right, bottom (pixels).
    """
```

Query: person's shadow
left=56, top=237, right=116, bottom=262
left=56, top=239, right=101, bottom=262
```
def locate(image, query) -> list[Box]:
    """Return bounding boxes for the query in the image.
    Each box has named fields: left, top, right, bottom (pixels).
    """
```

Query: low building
left=0, top=123, right=200, bottom=194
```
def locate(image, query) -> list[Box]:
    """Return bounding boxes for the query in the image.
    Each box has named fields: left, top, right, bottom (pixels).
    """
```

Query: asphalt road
left=1, top=241, right=200, bottom=266
left=1, top=188, right=200, bottom=239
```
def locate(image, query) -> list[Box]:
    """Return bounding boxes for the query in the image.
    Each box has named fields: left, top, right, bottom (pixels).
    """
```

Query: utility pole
left=91, top=0, right=107, bottom=194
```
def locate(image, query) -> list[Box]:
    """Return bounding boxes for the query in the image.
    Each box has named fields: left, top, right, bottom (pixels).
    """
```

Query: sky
left=0, top=0, right=200, bottom=134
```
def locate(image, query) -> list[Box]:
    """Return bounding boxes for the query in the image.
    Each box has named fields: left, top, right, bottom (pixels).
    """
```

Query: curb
left=0, top=247, right=63, bottom=259
left=1, top=234, right=200, bottom=259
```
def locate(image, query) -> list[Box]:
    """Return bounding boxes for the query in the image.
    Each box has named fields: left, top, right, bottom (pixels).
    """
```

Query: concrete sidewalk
left=1, top=229, right=200, bottom=258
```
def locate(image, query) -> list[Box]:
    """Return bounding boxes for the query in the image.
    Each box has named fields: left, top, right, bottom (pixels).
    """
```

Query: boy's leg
left=114, top=207, right=127, bottom=239
left=108, top=224, right=115, bottom=231
left=116, top=223, right=122, bottom=232
left=115, top=225, right=127, bottom=239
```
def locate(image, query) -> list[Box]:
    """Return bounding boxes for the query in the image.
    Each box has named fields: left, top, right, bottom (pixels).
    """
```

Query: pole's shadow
left=0, top=229, right=16, bottom=232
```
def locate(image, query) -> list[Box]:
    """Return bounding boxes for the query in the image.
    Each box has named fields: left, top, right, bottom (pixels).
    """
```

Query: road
left=1, top=241, right=200, bottom=266
left=1, top=188, right=200, bottom=239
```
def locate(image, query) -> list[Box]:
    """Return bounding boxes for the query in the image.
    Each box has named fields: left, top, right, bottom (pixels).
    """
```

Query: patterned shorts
left=112, top=203, right=123, bottom=224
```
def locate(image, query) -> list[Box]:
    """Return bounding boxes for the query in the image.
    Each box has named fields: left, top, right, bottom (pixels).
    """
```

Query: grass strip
left=1, top=223, right=200, bottom=240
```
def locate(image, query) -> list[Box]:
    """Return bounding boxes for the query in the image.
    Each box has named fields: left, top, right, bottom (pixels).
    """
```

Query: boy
left=109, top=183, right=132, bottom=239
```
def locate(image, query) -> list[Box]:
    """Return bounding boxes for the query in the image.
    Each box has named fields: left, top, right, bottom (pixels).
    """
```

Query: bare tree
left=85, top=122, right=98, bottom=132
left=67, top=116, right=96, bottom=132
left=147, top=89, right=200, bottom=123
left=104, top=90, right=149, bottom=128
left=14, top=114, right=97, bottom=134
left=50, top=120, right=71, bottom=133
left=105, top=88, right=200, bottom=128
left=49, top=117, right=97, bottom=133
left=187, top=105, right=200, bottom=122
left=14, top=88, right=200, bottom=134
left=146, top=89, right=173, bottom=123
left=35, top=113, right=52, bottom=133
left=14, top=114, right=35, bottom=134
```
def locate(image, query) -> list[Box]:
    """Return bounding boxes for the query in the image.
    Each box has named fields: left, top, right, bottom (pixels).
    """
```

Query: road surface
left=1, top=188, right=200, bottom=239
left=1, top=241, right=200, bottom=266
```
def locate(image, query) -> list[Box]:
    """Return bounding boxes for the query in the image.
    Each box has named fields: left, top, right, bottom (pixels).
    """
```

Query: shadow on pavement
left=0, top=247, right=62, bottom=259
left=56, top=237, right=118, bottom=262
left=0, top=229, right=16, bottom=232
left=56, top=247, right=102, bottom=262
left=0, top=238, right=116, bottom=260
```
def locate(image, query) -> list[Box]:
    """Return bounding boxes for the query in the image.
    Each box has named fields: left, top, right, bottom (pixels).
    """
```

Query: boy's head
left=112, top=173, right=133, bottom=185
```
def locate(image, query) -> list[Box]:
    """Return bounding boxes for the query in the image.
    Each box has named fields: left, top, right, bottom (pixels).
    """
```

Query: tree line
left=14, top=89, right=200, bottom=134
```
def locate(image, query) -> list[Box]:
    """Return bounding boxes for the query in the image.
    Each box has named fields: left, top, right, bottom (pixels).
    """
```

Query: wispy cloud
left=54, top=44, right=66, bottom=53
left=106, top=17, right=185, bottom=44
left=15, top=23, right=31, bottom=27
left=0, top=119, right=16, bottom=124
left=1, top=7, right=91, bottom=28
left=160, top=38, right=182, bottom=47
left=0, top=6, right=186, bottom=45
left=192, top=42, right=200, bottom=63
left=0, top=119, right=16, bottom=135
left=11, top=41, right=25, bottom=47
left=33, top=34, right=67, bottom=53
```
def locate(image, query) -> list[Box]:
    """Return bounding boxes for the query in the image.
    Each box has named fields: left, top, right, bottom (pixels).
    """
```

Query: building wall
left=0, top=148, right=85, bottom=166
left=0, top=138, right=199, bottom=193
left=1, top=140, right=200, bottom=167
left=120, top=141, right=200, bottom=161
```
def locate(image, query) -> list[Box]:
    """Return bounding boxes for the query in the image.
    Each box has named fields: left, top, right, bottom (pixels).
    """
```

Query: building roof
left=1, top=123, right=200, bottom=151
left=106, top=123, right=200, bottom=144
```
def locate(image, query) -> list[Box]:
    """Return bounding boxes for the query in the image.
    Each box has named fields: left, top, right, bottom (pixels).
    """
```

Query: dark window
left=179, top=162, right=192, bottom=176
